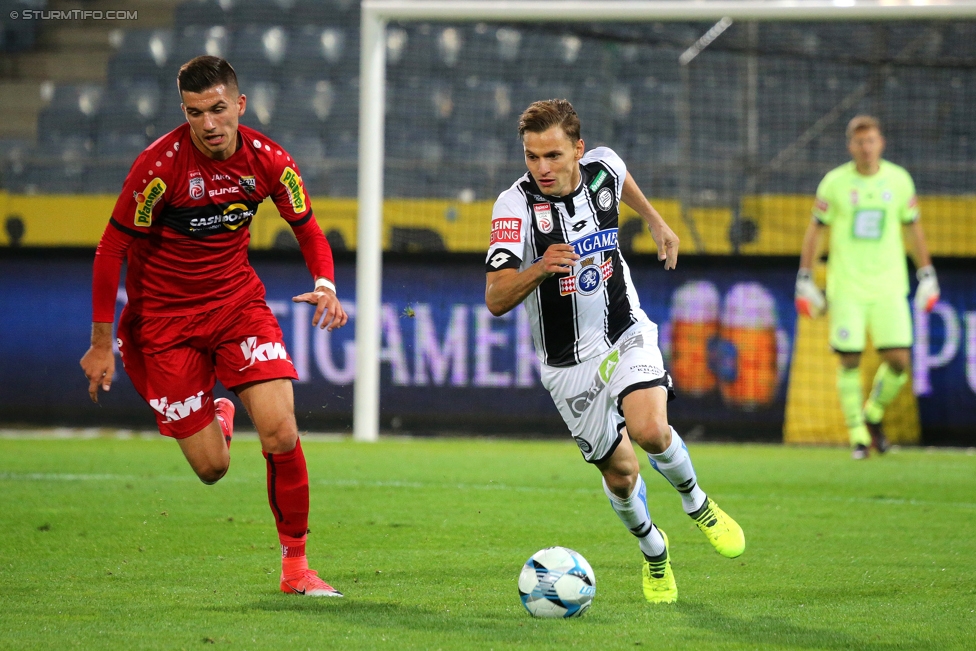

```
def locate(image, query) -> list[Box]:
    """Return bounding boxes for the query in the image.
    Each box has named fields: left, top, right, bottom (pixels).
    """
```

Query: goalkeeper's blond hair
left=846, top=115, right=883, bottom=141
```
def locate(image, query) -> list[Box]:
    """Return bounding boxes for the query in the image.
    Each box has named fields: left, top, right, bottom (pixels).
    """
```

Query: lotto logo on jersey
left=238, top=336, right=292, bottom=371
left=490, top=216, right=522, bottom=245
left=133, top=178, right=166, bottom=227
left=534, top=203, right=553, bottom=234
left=150, top=391, right=204, bottom=423
left=279, top=167, right=308, bottom=215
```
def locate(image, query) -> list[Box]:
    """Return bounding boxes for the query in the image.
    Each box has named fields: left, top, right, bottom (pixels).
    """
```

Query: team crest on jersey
left=134, top=178, right=166, bottom=226
left=534, top=203, right=553, bottom=234
left=239, top=175, right=256, bottom=194
left=559, top=256, right=613, bottom=296
left=882, top=190, right=892, bottom=202
left=596, top=187, right=613, bottom=211
left=189, top=175, right=205, bottom=200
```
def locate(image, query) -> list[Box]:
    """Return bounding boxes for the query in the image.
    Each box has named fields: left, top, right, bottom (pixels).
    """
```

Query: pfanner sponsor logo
left=570, top=228, right=617, bottom=257
left=490, top=216, right=522, bottom=245
left=239, top=336, right=292, bottom=371
left=279, top=167, right=307, bottom=214
left=134, top=178, right=166, bottom=227
left=150, top=391, right=204, bottom=423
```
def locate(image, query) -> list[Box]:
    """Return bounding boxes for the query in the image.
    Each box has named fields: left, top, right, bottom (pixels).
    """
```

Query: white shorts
left=541, top=322, right=675, bottom=464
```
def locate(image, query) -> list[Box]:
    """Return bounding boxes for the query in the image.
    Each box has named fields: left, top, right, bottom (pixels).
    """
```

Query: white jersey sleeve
left=485, top=184, right=531, bottom=272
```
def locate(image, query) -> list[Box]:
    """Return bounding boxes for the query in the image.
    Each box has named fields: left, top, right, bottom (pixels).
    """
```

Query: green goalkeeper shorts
left=829, top=293, right=913, bottom=353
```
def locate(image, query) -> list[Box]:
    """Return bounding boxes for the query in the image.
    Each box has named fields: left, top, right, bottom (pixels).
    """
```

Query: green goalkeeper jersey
left=812, top=159, right=919, bottom=302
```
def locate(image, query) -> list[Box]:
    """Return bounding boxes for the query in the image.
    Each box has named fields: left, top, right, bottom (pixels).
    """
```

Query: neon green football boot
left=691, top=498, right=745, bottom=558
left=642, top=528, right=677, bottom=604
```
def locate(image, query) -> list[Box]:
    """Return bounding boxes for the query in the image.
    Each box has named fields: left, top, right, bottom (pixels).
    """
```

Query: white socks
left=647, top=427, right=707, bottom=514
left=603, top=474, right=666, bottom=558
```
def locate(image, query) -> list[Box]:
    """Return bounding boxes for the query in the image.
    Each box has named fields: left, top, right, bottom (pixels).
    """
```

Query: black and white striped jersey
left=486, top=147, right=648, bottom=367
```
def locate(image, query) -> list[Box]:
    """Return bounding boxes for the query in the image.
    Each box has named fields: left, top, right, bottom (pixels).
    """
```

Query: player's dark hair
left=177, top=56, right=239, bottom=96
left=846, top=114, right=882, bottom=140
left=518, top=99, right=581, bottom=142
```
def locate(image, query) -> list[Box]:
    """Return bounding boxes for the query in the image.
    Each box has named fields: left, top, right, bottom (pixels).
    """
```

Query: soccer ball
left=518, top=546, right=596, bottom=618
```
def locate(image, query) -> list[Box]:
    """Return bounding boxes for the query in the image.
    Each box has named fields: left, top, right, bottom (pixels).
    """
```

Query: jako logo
left=239, top=337, right=291, bottom=371
left=150, top=391, right=204, bottom=423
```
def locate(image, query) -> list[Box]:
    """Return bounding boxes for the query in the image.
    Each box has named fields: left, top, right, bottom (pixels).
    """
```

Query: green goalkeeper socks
left=837, top=367, right=870, bottom=446
left=864, top=363, right=908, bottom=424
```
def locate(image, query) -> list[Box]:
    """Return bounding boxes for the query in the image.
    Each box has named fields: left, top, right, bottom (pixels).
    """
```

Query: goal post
left=354, top=0, right=976, bottom=443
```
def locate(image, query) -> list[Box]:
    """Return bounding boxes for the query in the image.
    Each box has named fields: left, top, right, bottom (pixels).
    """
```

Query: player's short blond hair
left=846, top=115, right=882, bottom=141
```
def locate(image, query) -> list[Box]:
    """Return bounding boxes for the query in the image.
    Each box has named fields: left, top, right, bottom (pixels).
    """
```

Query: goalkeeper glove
left=914, top=265, right=940, bottom=313
left=795, top=269, right=826, bottom=318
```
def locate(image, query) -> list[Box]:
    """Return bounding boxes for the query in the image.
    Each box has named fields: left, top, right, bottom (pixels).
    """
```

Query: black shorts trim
left=587, top=430, right=624, bottom=465
left=109, top=217, right=149, bottom=239
left=616, top=373, right=676, bottom=416
left=830, top=347, right=863, bottom=355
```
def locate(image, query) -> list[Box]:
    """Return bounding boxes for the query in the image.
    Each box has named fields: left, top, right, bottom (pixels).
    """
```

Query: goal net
left=353, top=1, right=976, bottom=442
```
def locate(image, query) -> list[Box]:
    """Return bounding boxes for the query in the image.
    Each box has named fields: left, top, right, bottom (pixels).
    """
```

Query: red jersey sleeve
left=92, top=150, right=171, bottom=322
left=110, top=148, right=170, bottom=233
left=268, top=152, right=335, bottom=284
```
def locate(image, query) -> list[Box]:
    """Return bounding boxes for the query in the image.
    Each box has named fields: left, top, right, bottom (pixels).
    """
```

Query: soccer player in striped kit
left=486, top=99, right=745, bottom=604
left=80, top=56, right=346, bottom=597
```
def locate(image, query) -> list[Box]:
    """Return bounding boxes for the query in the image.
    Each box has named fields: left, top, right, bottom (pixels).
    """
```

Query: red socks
left=263, top=438, right=310, bottom=575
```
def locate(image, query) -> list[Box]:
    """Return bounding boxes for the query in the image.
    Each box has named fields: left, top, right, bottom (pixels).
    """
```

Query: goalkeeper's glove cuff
left=916, top=265, right=937, bottom=282
left=914, top=265, right=940, bottom=313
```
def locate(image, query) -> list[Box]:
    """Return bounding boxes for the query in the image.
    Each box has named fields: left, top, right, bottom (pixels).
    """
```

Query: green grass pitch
left=1, top=434, right=974, bottom=650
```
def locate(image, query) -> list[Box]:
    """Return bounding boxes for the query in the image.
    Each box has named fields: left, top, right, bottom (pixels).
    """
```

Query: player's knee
left=627, top=418, right=671, bottom=453
left=260, top=425, right=298, bottom=454
left=196, top=461, right=229, bottom=485
left=602, top=466, right=638, bottom=497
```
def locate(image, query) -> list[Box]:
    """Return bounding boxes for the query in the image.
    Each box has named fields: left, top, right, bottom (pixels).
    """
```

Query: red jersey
left=92, top=123, right=334, bottom=321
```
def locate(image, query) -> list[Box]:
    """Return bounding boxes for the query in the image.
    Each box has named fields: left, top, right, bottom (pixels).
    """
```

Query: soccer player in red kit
left=79, top=56, right=347, bottom=597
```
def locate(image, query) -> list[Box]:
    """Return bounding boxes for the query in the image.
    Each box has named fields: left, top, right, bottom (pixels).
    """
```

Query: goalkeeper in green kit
left=795, top=115, right=939, bottom=459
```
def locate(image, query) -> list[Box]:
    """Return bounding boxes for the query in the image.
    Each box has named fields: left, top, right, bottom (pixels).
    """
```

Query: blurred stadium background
left=1, top=0, right=974, bottom=445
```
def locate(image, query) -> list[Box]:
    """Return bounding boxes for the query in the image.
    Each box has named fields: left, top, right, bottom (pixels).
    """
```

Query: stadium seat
left=0, top=0, right=38, bottom=52
left=36, top=84, right=102, bottom=144
left=227, top=0, right=294, bottom=27
left=238, top=81, right=279, bottom=130
left=107, top=29, right=174, bottom=87
left=173, top=25, right=230, bottom=65
left=283, top=26, right=354, bottom=79
left=84, top=162, right=133, bottom=194
left=452, top=79, right=514, bottom=141
left=173, top=0, right=229, bottom=29
left=93, top=131, right=148, bottom=160
left=229, top=25, right=288, bottom=83
left=155, top=90, right=187, bottom=135
left=291, top=0, right=360, bottom=28
left=272, top=78, right=334, bottom=139
left=95, top=82, right=161, bottom=139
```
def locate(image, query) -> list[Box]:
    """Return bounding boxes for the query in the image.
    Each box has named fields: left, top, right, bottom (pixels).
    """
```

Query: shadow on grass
left=678, top=601, right=929, bottom=650
left=234, top=597, right=525, bottom=638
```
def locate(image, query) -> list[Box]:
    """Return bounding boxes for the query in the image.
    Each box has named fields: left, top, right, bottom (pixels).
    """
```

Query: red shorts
left=117, top=296, right=299, bottom=438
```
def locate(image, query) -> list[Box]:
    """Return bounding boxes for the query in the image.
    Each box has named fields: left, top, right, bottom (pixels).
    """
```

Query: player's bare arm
left=485, top=244, right=579, bottom=316
left=621, top=172, right=678, bottom=269
left=292, top=279, right=348, bottom=331
left=80, top=322, right=115, bottom=403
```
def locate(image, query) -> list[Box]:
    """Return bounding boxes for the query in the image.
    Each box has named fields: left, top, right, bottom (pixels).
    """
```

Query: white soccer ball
left=518, top=546, right=596, bottom=618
